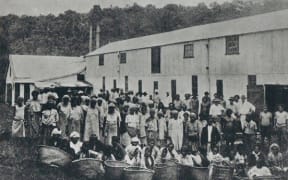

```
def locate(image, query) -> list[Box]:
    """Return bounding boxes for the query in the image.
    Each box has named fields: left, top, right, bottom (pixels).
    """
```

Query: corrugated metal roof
left=86, top=9, right=288, bottom=56
left=10, top=55, right=85, bottom=82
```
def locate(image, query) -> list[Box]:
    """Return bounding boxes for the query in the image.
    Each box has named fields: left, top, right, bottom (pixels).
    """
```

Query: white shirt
left=70, top=141, right=83, bottom=154
left=209, top=104, right=225, bottom=117
left=275, top=111, right=288, bottom=127
left=238, top=101, right=255, bottom=115
left=207, top=125, right=213, bottom=143
left=248, top=166, right=271, bottom=179
left=126, top=114, right=139, bottom=128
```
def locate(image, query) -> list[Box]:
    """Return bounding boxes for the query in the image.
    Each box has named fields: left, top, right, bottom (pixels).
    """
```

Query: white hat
left=108, top=103, right=116, bottom=108
left=51, top=128, right=62, bottom=136
left=78, top=90, right=84, bottom=94
left=131, top=137, right=140, bottom=143
left=70, top=131, right=80, bottom=138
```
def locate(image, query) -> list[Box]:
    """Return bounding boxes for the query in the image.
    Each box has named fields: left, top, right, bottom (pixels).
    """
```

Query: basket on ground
left=153, top=161, right=178, bottom=180
left=210, top=165, right=234, bottom=180
left=71, top=158, right=105, bottom=179
left=123, top=166, right=154, bottom=180
left=104, top=160, right=130, bottom=180
left=38, top=145, right=72, bottom=167
left=254, top=176, right=281, bottom=180
left=178, top=164, right=209, bottom=180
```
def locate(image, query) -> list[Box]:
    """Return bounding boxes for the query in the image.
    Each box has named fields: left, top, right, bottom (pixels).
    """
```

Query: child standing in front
left=157, top=111, right=167, bottom=146
left=12, top=97, right=26, bottom=137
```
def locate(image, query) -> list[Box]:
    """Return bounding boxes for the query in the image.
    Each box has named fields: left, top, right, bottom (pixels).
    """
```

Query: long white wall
left=86, top=29, right=288, bottom=100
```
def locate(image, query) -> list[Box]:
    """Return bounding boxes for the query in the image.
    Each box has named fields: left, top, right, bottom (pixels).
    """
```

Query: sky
left=0, top=0, right=233, bottom=16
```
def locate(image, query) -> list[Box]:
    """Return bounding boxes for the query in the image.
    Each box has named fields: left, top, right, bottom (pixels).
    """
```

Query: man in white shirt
left=274, top=105, right=288, bottom=145
left=162, top=92, right=172, bottom=108
left=209, top=98, right=225, bottom=132
left=238, top=95, right=255, bottom=130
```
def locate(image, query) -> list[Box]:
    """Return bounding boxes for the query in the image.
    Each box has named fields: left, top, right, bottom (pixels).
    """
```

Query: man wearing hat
left=226, top=97, right=236, bottom=113
left=238, top=95, right=255, bottom=130
left=209, top=98, right=225, bottom=133
left=190, top=94, right=199, bottom=115
left=168, top=110, right=183, bottom=151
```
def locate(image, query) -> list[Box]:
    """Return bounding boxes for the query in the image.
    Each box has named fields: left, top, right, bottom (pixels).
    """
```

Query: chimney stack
left=89, top=25, right=93, bottom=52
left=96, top=24, right=101, bottom=49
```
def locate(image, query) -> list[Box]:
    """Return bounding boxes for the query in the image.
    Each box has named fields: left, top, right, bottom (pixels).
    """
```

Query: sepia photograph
left=1, top=0, right=288, bottom=179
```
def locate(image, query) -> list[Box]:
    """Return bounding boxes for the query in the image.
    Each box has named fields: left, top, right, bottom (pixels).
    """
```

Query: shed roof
left=86, top=9, right=288, bottom=56
left=10, top=54, right=85, bottom=83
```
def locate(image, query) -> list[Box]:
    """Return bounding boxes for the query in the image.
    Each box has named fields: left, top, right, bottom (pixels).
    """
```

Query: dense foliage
left=1, top=0, right=288, bottom=57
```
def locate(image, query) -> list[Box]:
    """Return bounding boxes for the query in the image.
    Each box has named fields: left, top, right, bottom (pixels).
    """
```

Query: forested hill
left=1, top=0, right=288, bottom=57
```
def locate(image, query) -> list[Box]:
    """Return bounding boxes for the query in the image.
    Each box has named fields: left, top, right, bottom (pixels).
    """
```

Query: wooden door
left=171, top=80, right=176, bottom=101
left=247, top=85, right=264, bottom=114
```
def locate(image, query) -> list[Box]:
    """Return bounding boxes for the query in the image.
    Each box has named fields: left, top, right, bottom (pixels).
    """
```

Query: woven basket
left=210, top=165, right=234, bottom=180
left=178, top=164, right=209, bottom=180
left=254, top=176, right=281, bottom=180
left=153, top=161, right=178, bottom=180
left=104, top=160, right=130, bottom=180
left=38, top=145, right=72, bottom=167
left=124, top=167, right=154, bottom=180
left=72, top=158, right=105, bottom=179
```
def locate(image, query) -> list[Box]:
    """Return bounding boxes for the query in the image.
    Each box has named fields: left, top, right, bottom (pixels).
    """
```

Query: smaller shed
left=6, top=54, right=92, bottom=105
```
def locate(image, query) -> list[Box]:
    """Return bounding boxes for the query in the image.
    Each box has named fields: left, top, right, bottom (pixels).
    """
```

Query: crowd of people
left=11, top=87, right=288, bottom=179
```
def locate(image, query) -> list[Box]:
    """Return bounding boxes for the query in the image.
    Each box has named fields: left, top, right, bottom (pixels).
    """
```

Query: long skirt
left=58, top=113, right=69, bottom=137
left=106, top=125, right=117, bottom=145
left=170, top=130, right=183, bottom=151
left=12, top=119, right=25, bottom=137
left=27, top=112, right=41, bottom=137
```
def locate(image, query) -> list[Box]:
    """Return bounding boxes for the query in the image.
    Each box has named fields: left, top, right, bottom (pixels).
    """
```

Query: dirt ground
left=0, top=104, right=83, bottom=180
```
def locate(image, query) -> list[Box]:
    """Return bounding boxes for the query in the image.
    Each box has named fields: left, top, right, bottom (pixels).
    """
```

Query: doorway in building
left=265, top=85, right=288, bottom=112
left=171, top=80, right=176, bottom=101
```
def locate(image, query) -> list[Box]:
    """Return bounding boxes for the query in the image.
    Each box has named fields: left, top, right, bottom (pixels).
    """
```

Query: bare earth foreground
left=0, top=104, right=83, bottom=180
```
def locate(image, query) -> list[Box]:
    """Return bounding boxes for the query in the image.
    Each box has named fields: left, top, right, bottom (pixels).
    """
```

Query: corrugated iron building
left=85, top=9, right=288, bottom=112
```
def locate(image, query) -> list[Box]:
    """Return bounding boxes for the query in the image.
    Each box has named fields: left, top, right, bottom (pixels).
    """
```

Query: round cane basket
left=178, top=164, right=209, bottom=180
left=38, top=145, right=72, bottom=167
left=71, top=158, right=104, bottom=179
left=153, top=161, right=178, bottom=180
left=104, top=160, right=130, bottom=180
left=210, top=165, right=234, bottom=180
left=254, top=176, right=281, bottom=180
left=123, top=167, right=154, bottom=180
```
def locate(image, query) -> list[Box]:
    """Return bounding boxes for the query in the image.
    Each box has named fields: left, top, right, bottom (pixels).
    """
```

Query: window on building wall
left=138, top=80, right=142, bottom=94
left=151, top=46, right=161, bottom=73
left=102, top=76, right=105, bottom=91
left=99, top=54, right=104, bottom=66
left=120, top=52, right=126, bottom=64
left=9, top=67, right=11, bottom=77
left=77, top=74, right=85, bottom=81
left=216, top=80, right=223, bottom=96
left=171, top=80, right=177, bottom=100
left=15, top=83, right=20, bottom=100
left=192, top=75, right=198, bottom=96
left=125, top=76, right=128, bottom=92
left=154, top=81, right=159, bottom=92
left=113, top=79, right=117, bottom=89
left=225, top=35, right=239, bottom=55
left=248, top=75, right=257, bottom=86
left=184, top=44, right=194, bottom=58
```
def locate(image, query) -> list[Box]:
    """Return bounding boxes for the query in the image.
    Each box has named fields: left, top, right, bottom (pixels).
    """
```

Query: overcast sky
left=1, top=0, right=232, bottom=16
